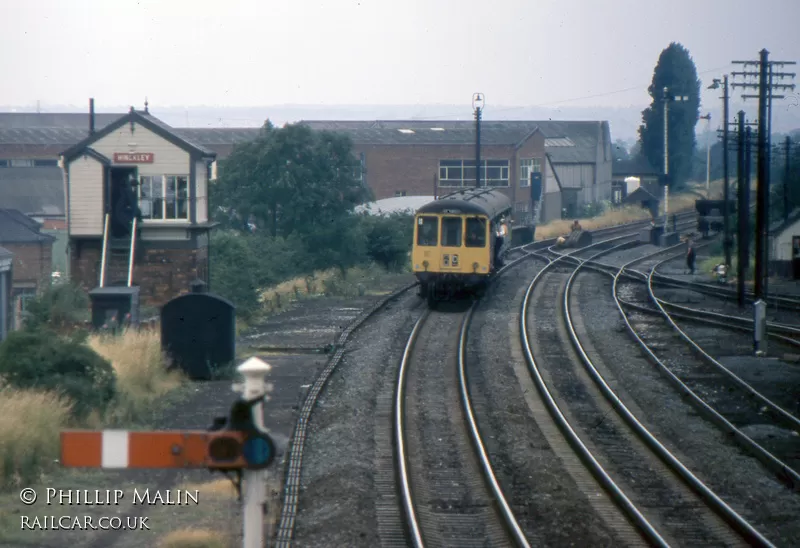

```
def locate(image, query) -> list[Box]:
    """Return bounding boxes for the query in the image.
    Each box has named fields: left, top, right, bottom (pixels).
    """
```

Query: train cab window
left=441, top=217, right=462, bottom=247
left=416, top=216, right=439, bottom=246
left=465, top=217, right=487, bottom=248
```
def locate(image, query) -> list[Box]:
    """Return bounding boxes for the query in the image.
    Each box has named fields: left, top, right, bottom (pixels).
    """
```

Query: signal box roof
left=416, top=188, right=512, bottom=219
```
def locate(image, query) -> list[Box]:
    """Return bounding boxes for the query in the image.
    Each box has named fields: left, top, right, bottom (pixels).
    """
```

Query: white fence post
left=237, top=357, right=271, bottom=548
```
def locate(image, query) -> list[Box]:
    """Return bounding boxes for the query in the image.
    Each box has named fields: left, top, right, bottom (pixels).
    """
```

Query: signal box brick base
left=70, top=239, right=209, bottom=309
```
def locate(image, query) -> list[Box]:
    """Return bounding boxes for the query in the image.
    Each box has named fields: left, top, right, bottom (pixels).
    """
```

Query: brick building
left=299, top=120, right=612, bottom=220
left=1, top=109, right=612, bottom=238
left=0, top=209, right=55, bottom=328
left=59, top=106, right=217, bottom=308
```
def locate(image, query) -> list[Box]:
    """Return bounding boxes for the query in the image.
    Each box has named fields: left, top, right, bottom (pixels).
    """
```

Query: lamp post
left=708, top=76, right=732, bottom=268
left=473, top=93, right=484, bottom=188
left=663, top=87, right=689, bottom=231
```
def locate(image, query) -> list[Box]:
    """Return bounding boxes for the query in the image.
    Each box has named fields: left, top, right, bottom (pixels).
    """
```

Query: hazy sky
left=1, top=0, right=798, bottom=114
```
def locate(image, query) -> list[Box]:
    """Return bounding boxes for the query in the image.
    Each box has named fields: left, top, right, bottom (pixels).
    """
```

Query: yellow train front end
left=412, top=212, right=494, bottom=305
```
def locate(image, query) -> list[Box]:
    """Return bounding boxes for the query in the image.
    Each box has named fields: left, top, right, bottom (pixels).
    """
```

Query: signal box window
left=465, top=218, right=487, bottom=247
left=417, top=216, right=438, bottom=246
left=441, top=217, right=462, bottom=247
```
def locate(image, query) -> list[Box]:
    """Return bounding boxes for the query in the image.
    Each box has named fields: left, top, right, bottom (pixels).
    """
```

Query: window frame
left=416, top=215, right=439, bottom=247
left=137, top=174, right=191, bottom=222
left=440, top=216, right=463, bottom=247
left=438, top=159, right=510, bottom=187
left=465, top=217, right=488, bottom=248
left=519, top=158, right=541, bottom=187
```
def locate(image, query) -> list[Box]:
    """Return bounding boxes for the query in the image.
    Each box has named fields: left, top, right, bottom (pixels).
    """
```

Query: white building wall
left=67, top=155, right=104, bottom=235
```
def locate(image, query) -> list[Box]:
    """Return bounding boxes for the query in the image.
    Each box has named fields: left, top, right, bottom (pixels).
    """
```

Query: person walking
left=686, top=242, right=696, bottom=275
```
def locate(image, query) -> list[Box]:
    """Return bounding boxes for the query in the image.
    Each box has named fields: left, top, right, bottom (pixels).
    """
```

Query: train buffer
left=59, top=357, right=276, bottom=548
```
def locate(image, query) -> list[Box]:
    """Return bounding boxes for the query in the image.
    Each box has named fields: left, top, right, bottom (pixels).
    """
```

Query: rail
left=127, top=217, right=137, bottom=287
left=613, top=249, right=800, bottom=490
left=99, top=213, right=109, bottom=288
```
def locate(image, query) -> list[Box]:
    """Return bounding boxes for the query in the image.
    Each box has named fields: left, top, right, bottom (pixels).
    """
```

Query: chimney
left=89, top=98, right=95, bottom=135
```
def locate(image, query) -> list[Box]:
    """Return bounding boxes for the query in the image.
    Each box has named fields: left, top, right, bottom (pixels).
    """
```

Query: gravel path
left=573, top=268, right=800, bottom=547
left=291, top=292, right=423, bottom=547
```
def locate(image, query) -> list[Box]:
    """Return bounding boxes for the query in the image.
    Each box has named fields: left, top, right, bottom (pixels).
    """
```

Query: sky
left=0, top=0, right=798, bottom=121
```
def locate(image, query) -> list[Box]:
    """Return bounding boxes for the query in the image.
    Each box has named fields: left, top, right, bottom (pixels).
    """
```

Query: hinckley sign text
left=114, top=153, right=154, bottom=164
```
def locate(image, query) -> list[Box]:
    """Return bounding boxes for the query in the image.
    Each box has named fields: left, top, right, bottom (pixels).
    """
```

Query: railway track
left=274, top=210, right=697, bottom=546
left=521, top=240, right=776, bottom=547
left=394, top=307, right=528, bottom=548
left=612, top=248, right=800, bottom=490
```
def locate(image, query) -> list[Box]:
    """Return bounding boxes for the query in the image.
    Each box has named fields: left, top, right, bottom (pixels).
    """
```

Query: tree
left=637, top=42, right=701, bottom=189
left=210, top=121, right=372, bottom=238
left=612, top=139, right=630, bottom=162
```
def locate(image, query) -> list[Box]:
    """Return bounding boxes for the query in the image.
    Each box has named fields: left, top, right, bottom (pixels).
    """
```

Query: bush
left=22, top=282, right=89, bottom=332
left=0, top=328, right=116, bottom=419
left=363, top=212, right=414, bottom=271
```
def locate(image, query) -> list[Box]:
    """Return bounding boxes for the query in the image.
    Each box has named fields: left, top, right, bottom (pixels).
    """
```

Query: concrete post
left=753, top=299, right=767, bottom=356
left=236, top=357, right=271, bottom=548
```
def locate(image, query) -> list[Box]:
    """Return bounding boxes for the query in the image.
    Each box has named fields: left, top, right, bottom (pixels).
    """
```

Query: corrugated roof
left=0, top=112, right=124, bottom=130
left=0, top=245, right=12, bottom=260
left=0, top=209, right=57, bottom=244
left=0, top=114, right=607, bottom=165
left=300, top=120, right=603, bottom=163
left=0, top=167, right=64, bottom=216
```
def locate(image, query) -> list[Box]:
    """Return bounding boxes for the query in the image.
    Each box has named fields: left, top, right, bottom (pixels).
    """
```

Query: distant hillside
left=2, top=102, right=799, bottom=144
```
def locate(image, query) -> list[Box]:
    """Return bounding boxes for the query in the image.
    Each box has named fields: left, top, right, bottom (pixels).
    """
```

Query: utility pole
left=709, top=76, right=732, bottom=267
left=732, top=49, right=796, bottom=303
left=472, top=93, right=484, bottom=188
left=736, top=111, right=747, bottom=308
left=785, top=136, right=792, bottom=223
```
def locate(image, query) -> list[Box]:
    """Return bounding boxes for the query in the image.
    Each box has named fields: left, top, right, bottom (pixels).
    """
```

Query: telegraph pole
left=736, top=111, right=747, bottom=308
left=785, top=136, right=792, bottom=222
left=473, top=93, right=484, bottom=188
left=732, top=50, right=797, bottom=303
left=710, top=76, right=732, bottom=267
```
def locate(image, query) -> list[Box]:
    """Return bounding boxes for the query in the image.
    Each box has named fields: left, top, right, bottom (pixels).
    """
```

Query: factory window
left=34, top=159, right=58, bottom=167
left=515, top=202, right=530, bottom=213
left=438, top=159, right=509, bottom=187
left=465, top=217, right=487, bottom=248
left=138, top=175, right=189, bottom=221
left=519, top=158, right=541, bottom=187
left=441, top=217, right=462, bottom=247
left=395, top=190, right=407, bottom=197
left=10, top=159, right=33, bottom=167
left=416, top=216, right=438, bottom=246
left=0, top=160, right=8, bottom=167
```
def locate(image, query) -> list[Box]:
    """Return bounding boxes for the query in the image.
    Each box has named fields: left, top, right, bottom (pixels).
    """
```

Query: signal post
left=60, top=357, right=275, bottom=548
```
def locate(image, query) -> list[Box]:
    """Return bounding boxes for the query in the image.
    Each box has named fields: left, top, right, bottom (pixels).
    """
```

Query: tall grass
left=258, top=262, right=405, bottom=316
left=89, top=328, right=184, bottom=424
left=0, top=328, right=183, bottom=487
left=0, top=388, right=72, bottom=487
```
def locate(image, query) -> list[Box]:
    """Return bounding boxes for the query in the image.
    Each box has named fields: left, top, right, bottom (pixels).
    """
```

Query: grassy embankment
left=0, top=329, right=183, bottom=489
left=534, top=180, right=723, bottom=241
